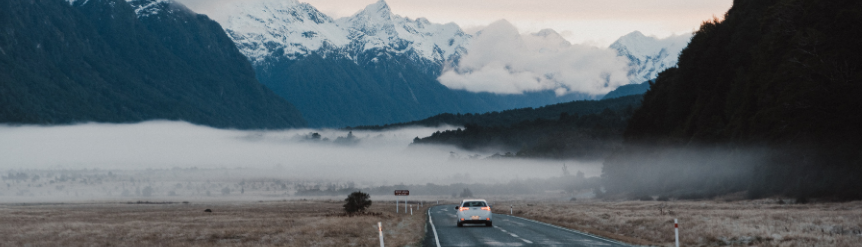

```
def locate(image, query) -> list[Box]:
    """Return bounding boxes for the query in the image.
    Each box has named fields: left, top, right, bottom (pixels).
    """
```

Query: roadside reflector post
left=396, top=199, right=398, bottom=213
left=674, top=218, right=679, bottom=247
left=510, top=205, right=513, bottom=215
left=410, top=205, right=413, bottom=215
left=378, top=222, right=384, bottom=247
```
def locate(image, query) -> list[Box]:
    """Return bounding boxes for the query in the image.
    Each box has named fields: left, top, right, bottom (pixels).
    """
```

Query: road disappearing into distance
left=424, top=205, right=631, bottom=247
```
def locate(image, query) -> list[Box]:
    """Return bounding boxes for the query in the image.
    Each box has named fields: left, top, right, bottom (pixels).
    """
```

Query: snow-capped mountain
left=223, top=0, right=349, bottom=62
left=224, top=0, right=469, bottom=68
left=610, top=31, right=691, bottom=83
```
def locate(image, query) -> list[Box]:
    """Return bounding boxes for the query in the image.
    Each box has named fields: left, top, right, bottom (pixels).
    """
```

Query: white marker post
left=510, top=205, right=513, bottom=215
left=378, top=222, right=385, bottom=247
left=410, top=205, right=413, bottom=215
left=674, top=219, right=679, bottom=247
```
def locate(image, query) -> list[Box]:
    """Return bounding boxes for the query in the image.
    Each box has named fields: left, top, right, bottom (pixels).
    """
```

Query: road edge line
left=503, top=214, right=632, bottom=246
left=428, top=207, right=441, bottom=247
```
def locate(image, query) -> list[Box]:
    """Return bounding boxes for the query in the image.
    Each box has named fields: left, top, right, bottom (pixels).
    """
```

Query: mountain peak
left=534, top=29, right=560, bottom=37
left=361, top=0, right=393, bottom=18
left=478, top=19, right=519, bottom=38
left=622, top=30, right=646, bottom=39
left=610, top=31, right=691, bottom=83
left=223, top=0, right=468, bottom=66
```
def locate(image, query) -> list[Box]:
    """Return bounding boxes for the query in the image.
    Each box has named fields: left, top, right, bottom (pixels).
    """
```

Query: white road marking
left=428, top=208, right=441, bottom=247
left=521, top=239, right=533, bottom=244
left=505, top=215, right=629, bottom=246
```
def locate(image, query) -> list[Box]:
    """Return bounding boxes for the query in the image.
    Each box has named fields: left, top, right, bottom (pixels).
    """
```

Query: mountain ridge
left=217, top=0, right=685, bottom=128
left=0, top=0, right=306, bottom=129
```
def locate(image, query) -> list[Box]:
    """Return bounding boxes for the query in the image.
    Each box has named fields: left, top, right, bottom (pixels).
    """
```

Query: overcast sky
left=177, top=0, right=733, bottom=47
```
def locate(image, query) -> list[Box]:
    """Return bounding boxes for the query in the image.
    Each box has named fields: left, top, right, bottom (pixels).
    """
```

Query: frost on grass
left=0, top=200, right=425, bottom=246
left=495, top=199, right=862, bottom=247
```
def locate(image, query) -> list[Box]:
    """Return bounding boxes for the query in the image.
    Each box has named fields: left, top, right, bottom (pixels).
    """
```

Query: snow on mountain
left=126, top=0, right=173, bottom=17
left=222, top=0, right=469, bottom=66
left=610, top=31, right=691, bottom=83
left=335, top=0, right=469, bottom=64
left=67, top=0, right=173, bottom=18
left=223, top=0, right=349, bottom=63
left=119, top=0, right=686, bottom=89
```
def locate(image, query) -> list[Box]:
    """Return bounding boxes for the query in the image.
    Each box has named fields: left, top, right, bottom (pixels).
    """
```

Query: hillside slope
left=0, top=0, right=306, bottom=129
left=348, top=95, right=643, bottom=160
left=604, top=0, right=862, bottom=199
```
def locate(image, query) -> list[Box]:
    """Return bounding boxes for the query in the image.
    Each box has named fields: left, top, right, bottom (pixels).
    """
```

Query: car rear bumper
left=459, top=219, right=491, bottom=224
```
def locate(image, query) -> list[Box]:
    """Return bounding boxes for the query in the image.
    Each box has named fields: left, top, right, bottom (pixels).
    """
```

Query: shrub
left=343, top=191, right=372, bottom=214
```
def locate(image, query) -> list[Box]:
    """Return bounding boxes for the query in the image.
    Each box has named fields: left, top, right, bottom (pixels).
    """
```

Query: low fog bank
left=602, top=145, right=765, bottom=200
left=602, top=142, right=862, bottom=201
left=0, top=166, right=601, bottom=203
left=0, top=121, right=602, bottom=202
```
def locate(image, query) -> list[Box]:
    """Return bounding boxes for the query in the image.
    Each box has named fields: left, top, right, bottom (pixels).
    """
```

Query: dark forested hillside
left=601, top=81, right=651, bottom=100
left=0, top=0, right=306, bottom=129
left=350, top=94, right=642, bottom=130
left=413, top=107, right=635, bottom=160
left=386, top=95, right=643, bottom=160
left=604, top=0, right=862, bottom=200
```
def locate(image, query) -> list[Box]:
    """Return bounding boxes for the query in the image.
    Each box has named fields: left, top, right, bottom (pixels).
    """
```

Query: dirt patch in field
left=0, top=200, right=425, bottom=246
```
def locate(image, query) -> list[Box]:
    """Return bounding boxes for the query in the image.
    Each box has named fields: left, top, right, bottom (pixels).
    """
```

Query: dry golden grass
left=0, top=200, right=426, bottom=247
left=492, top=198, right=862, bottom=246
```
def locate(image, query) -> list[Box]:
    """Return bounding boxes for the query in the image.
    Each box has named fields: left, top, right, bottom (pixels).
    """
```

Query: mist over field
left=0, top=121, right=601, bottom=202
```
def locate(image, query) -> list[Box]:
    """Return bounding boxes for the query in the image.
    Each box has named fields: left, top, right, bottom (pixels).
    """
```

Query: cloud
left=0, top=121, right=601, bottom=185
left=438, top=20, right=631, bottom=96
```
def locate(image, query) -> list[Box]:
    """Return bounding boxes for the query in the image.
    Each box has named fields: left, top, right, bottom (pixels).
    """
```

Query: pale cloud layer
left=0, top=122, right=602, bottom=184
left=439, top=20, right=630, bottom=95
left=177, top=0, right=732, bottom=47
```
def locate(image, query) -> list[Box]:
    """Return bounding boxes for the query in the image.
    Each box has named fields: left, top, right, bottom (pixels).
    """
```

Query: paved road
left=423, top=205, right=630, bottom=247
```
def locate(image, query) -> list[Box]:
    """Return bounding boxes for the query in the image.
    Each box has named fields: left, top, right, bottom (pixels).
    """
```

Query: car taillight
left=481, top=206, right=490, bottom=211
left=459, top=207, right=470, bottom=212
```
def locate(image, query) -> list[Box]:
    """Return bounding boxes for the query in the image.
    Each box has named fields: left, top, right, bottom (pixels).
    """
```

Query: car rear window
left=462, top=201, right=487, bottom=207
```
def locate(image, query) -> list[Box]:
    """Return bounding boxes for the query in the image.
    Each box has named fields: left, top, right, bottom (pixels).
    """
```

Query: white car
left=455, top=199, right=492, bottom=227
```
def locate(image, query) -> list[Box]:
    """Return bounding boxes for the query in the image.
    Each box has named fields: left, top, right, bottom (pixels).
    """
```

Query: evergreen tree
left=343, top=191, right=372, bottom=214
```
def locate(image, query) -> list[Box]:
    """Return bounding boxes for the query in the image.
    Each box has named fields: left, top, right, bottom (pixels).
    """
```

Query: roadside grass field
left=0, top=200, right=426, bottom=246
left=492, top=198, right=862, bottom=246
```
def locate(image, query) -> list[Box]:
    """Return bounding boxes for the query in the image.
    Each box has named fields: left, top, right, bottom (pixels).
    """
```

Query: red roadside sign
left=394, top=190, right=409, bottom=196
